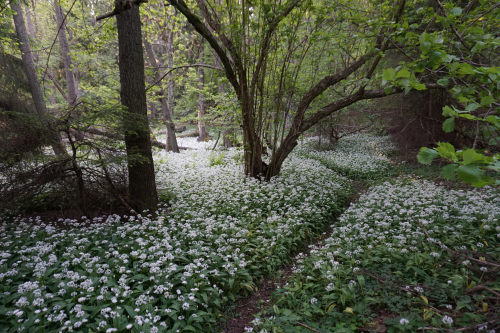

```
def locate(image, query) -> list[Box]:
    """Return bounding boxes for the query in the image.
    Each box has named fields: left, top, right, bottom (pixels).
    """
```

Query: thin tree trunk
left=197, top=42, right=208, bottom=141
left=25, top=7, right=37, bottom=61
left=11, top=0, right=66, bottom=157
left=144, top=38, right=179, bottom=153
left=53, top=0, right=79, bottom=106
left=116, top=3, right=158, bottom=211
left=165, top=26, right=177, bottom=150
left=211, top=48, right=234, bottom=148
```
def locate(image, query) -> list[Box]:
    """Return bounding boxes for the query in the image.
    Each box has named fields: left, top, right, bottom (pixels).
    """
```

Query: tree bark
left=116, top=2, right=158, bottom=211
left=53, top=0, right=79, bottom=106
left=165, top=25, right=177, bottom=150
left=197, top=42, right=208, bottom=141
left=144, top=38, right=179, bottom=152
left=11, top=0, right=67, bottom=157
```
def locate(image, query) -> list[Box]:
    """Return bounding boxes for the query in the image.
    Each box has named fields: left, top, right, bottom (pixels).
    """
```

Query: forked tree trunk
left=116, top=4, right=158, bottom=211
left=144, top=38, right=179, bottom=152
left=11, top=0, right=67, bottom=157
left=197, top=43, right=208, bottom=141
left=241, top=94, right=265, bottom=177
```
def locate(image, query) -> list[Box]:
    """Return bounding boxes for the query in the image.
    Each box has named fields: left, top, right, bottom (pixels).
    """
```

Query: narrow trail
left=222, top=180, right=366, bottom=333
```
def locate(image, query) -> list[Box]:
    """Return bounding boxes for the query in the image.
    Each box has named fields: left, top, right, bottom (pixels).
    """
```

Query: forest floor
left=0, top=135, right=498, bottom=333
left=223, top=181, right=367, bottom=333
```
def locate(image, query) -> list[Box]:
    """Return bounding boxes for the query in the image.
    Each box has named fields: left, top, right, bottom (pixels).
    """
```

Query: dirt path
left=222, top=181, right=366, bottom=333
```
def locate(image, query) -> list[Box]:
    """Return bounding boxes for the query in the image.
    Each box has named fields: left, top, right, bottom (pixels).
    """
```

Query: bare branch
left=145, top=63, right=222, bottom=92
left=166, top=0, right=241, bottom=95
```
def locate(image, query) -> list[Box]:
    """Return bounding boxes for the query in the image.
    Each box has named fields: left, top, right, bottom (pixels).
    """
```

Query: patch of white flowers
left=0, top=140, right=351, bottom=332
left=296, top=134, right=396, bottom=179
left=264, top=176, right=498, bottom=331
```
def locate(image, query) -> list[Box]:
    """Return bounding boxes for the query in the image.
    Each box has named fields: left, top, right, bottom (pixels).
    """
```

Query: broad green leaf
left=457, top=63, right=475, bottom=75
left=412, top=82, right=427, bottom=90
left=436, top=142, right=457, bottom=161
left=456, top=165, right=490, bottom=186
left=382, top=68, right=396, bottom=81
left=437, top=78, right=449, bottom=86
left=442, top=117, right=455, bottom=133
left=441, top=164, right=457, bottom=180
left=417, top=147, right=439, bottom=165
left=480, top=95, right=495, bottom=106
left=463, top=149, right=481, bottom=165
left=465, top=102, right=480, bottom=112
left=485, top=115, right=500, bottom=128
left=442, top=106, right=457, bottom=117
left=396, top=68, right=411, bottom=79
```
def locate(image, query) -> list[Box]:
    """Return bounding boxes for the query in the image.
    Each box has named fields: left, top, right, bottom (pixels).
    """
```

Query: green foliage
left=208, top=151, right=225, bottom=166
left=418, top=144, right=498, bottom=186
left=385, top=1, right=500, bottom=186
left=253, top=178, right=499, bottom=332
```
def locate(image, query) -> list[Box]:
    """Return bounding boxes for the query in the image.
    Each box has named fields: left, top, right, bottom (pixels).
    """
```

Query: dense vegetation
left=0, top=0, right=498, bottom=332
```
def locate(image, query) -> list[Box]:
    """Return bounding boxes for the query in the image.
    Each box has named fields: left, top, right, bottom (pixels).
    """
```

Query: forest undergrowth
left=0, top=135, right=498, bottom=333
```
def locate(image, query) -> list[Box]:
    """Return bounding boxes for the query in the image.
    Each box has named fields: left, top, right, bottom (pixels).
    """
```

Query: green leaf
left=457, top=63, right=475, bottom=75
left=437, top=78, right=449, bottom=86
left=441, top=164, right=457, bottom=180
left=412, top=82, right=427, bottom=90
left=417, top=147, right=439, bottom=165
left=442, top=106, right=457, bottom=117
left=419, top=32, right=432, bottom=53
left=442, top=117, right=455, bottom=133
left=480, top=95, right=495, bottom=106
left=396, top=68, right=411, bottom=79
left=457, top=113, right=476, bottom=120
left=465, top=102, right=480, bottom=112
left=462, top=149, right=491, bottom=164
left=382, top=68, right=396, bottom=81
left=450, top=7, right=462, bottom=16
left=436, top=142, right=457, bottom=161
left=456, top=165, right=488, bottom=186
left=357, top=275, right=365, bottom=288
left=485, top=115, right=500, bottom=129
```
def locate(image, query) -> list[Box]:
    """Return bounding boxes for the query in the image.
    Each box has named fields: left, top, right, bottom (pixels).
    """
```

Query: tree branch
left=291, top=52, right=377, bottom=130
left=96, top=0, right=148, bottom=21
left=166, top=0, right=241, bottom=95
left=250, top=0, right=302, bottom=97
left=145, top=63, right=221, bottom=92
left=301, top=87, right=403, bottom=132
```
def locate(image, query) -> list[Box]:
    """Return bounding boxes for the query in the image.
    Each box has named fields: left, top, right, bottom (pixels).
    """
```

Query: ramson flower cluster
left=0, top=138, right=351, bottom=332
left=296, top=134, right=396, bottom=179
left=255, top=177, right=499, bottom=332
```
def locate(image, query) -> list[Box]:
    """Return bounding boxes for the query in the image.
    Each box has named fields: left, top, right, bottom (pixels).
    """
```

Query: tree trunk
left=197, top=42, right=208, bottom=141
left=53, top=0, right=79, bottom=106
left=11, top=0, right=67, bottom=157
left=116, top=3, right=158, bottom=211
left=165, top=26, right=178, bottom=151
left=241, top=92, right=265, bottom=177
left=223, top=128, right=235, bottom=148
left=144, top=38, right=179, bottom=153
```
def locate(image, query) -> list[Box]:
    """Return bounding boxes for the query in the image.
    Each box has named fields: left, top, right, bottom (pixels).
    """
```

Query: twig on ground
left=297, top=322, right=321, bottom=333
